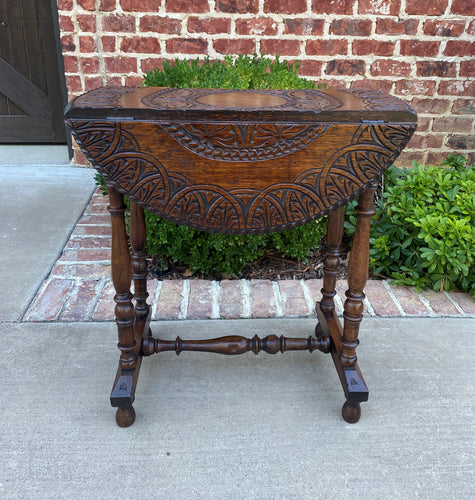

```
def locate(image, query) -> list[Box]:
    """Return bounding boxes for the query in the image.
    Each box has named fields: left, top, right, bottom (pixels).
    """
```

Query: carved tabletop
left=65, top=86, right=417, bottom=427
left=66, top=86, right=416, bottom=234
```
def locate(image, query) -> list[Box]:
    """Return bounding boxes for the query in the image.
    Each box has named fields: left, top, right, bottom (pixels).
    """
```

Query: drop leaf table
left=65, top=86, right=417, bottom=426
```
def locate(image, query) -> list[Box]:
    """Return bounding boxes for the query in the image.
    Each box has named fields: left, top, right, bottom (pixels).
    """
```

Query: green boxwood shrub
left=139, top=54, right=327, bottom=275
left=345, top=155, right=475, bottom=296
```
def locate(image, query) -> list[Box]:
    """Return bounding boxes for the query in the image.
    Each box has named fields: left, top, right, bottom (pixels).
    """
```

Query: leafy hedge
left=346, top=155, right=474, bottom=296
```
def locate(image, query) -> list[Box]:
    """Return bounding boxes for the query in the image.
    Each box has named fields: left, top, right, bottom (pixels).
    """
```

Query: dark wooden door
left=0, top=0, right=66, bottom=142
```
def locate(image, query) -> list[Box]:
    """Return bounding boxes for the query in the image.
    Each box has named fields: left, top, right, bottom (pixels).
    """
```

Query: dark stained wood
left=0, top=0, right=66, bottom=142
left=65, top=86, right=417, bottom=426
left=142, top=333, right=329, bottom=356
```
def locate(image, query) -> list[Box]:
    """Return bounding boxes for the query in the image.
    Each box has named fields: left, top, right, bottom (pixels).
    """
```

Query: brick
left=446, top=134, right=475, bottom=150
left=120, top=0, right=160, bottom=11
left=460, top=61, right=475, bottom=78
left=51, top=262, right=111, bottom=279
left=420, top=289, right=461, bottom=316
left=186, top=280, right=215, bottom=319
left=439, top=80, right=475, bottom=96
left=236, top=18, right=278, bottom=36
left=77, top=0, right=95, bottom=10
left=77, top=14, right=96, bottom=32
left=261, top=39, right=301, bottom=56
left=81, top=57, right=99, bottom=74
left=58, top=15, right=74, bottom=32
left=218, top=280, right=243, bottom=319
left=358, top=0, right=400, bottom=15
left=77, top=214, right=111, bottom=224
left=264, top=0, right=307, bottom=14
left=469, top=20, right=475, bottom=36
left=60, top=280, right=100, bottom=321
left=306, top=39, right=347, bottom=56
left=63, top=55, right=78, bottom=73
left=82, top=75, right=102, bottom=91
left=394, top=79, right=437, bottom=97
left=406, top=0, right=448, bottom=15
left=312, top=0, right=353, bottom=14
left=102, top=15, right=136, bottom=32
left=444, top=41, right=475, bottom=57
left=155, top=280, right=185, bottom=320
left=285, top=19, right=322, bottom=36
left=364, top=281, right=401, bottom=316
left=250, top=280, right=277, bottom=318
left=73, top=224, right=112, bottom=236
left=104, top=57, right=137, bottom=73
left=330, top=19, right=372, bottom=37
left=451, top=0, right=475, bottom=15
left=447, top=292, right=475, bottom=315
left=188, top=17, right=231, bottom=34
left=426, top=151, right=453, bottom=165
left=66, top=75, right=82, bottom=93
left=451, top=99, right=475, bottom=115
left=371, top=59, right=411, bottom=77
left=432, top=117, right=473, bottom=133
left=141, top=58, right=165, bottom=72
left=73, top=147, right=89, bottom=164
left=140, top=16, right=182, bottom=34
left=304, top=279, right=323, bottom=313
left=66, top=236, right=112, bottom=249
left=350, top=79, right=393, bottom=93
left=400, top=40, right=440, bottom=58
left=125, top=76, right=143, bottom=87
left=121, top=37, right=161, bottom=54
left=92, top=281, right=116, bottom=321
left=416, top=61, right=456, bottom=78
left=407, top=133, right=443, bottom=149
left=61, top=34, right=76, bottom=52
left=352, top=40, right=394, bottom=56
left=57, top=0, right=73, bottom=9
left=326, top=59, right=365, bottom=76
left=411, top=98, right=450, bottom=114
left=80, top=36, right=96, bottom=53
left=101, top=36, right=116, bottom=52
left=213, top=38, right=255, bottom=55
left=279, top=280, right=309, bottom=317
left=166, top=38, right=208, bottom=54
left=297, top=60, right=323, bottom=77
left=27, top=279, right=74, bottom=322
left=395, top=150, right=426, bottom=167
left=376, top=18, right=418, bottom=36
left=423, top=19, right=466, bottom=37
left=166, top=0, right=210, bottom=13
left=387, top=285, right=431, bottom=315
left=215, top=0, right=258, bottom=13
left=100, top=0, right=117, bottom=11
left=59, top=248, right=111, bottom=262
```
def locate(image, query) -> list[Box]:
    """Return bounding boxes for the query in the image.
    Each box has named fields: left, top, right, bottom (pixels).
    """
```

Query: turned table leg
left=315, top=207, right=344, bottom=349
left=130, top=201, right=151, bottom=339
left=340, top=181, right=377, bottom=423
left=107, top=185, right=138, bottom=427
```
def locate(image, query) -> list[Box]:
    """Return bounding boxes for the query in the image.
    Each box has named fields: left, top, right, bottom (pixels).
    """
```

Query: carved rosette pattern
left=160, top=122, right=329, bottom=161
left=70, top=120, right=415, bottom=234
left=70, top=86, right=136, bottom=109
left=342, top=89, right=415, bottom=113
left=141, top=87, right=344, bottom=111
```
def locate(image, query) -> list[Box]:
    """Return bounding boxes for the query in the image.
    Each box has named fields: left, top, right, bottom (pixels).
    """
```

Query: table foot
left=342, top=401, right=361, bottom=424
left=116, top=405, right=136, bottom=427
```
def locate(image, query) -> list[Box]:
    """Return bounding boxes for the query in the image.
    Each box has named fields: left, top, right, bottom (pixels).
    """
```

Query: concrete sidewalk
left=1, top=318, right=474, bottom=499
left=0, top=151, right=474, bottom=499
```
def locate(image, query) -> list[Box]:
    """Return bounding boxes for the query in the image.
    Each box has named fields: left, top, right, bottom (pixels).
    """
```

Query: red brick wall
left=58, top=0, right=475, bottom=166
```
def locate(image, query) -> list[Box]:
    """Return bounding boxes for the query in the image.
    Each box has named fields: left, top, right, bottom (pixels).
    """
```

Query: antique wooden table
left=65, top=86, right=416, bottom=426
